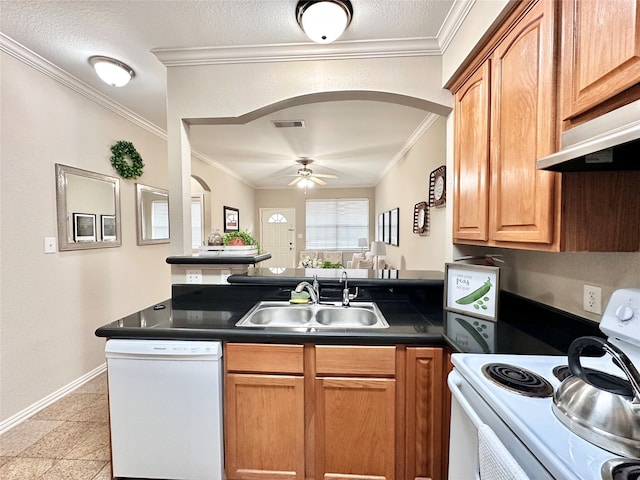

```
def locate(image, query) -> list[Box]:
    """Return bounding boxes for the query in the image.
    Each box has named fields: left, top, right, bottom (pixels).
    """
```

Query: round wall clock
left=429, top=166, right=446, bottom=208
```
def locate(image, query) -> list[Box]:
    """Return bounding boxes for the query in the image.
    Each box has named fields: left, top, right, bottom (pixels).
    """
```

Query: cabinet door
left=405, top=348, right=445, bottom=480
left=225, top=374, right=305, bottom=480
left=315, top=377, right=396, bottom=480
left=490, top=0, right=558, bottom=245
left=453, top=62, right=491, bottom=242
left=561, top=0, right=640, bottom=119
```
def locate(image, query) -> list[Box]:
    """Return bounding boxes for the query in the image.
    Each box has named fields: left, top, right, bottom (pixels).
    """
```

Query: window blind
left=306, top=198, right=369, bottom=249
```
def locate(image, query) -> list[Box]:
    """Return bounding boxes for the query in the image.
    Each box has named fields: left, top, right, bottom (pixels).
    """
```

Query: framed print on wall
left=383, top=211, right=390, bottom=244
left=224, top=206, right=239, bottom=232
left=101, top=215, right=117, bottom=241
left=444, top=263, right=500, bottom=321
left=377, top=213, right=384, bottom=242
left=73, top=213, right=96, bottom=242
left=390, top=208, right=399, bottom=246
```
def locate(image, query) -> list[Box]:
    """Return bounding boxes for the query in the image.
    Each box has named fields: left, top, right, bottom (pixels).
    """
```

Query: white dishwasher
left=105, top=339, right=224, bottom=480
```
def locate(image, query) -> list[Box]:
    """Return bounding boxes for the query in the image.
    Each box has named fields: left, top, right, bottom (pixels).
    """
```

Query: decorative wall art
left=390, top=208, right=399, bottom=246
left=224, top=206, right=239, bottom=232
left=377, top=213, right=384, bottom=242
left=383, top=211, right=390, bottom=244
left=73, top=213, right=96, bottom=242
left=101, top=215, right=117, bottom=241
left=429, top=165, right=446, bottom=208
left=444, top=263, right=500, bottom=322
left=413, top=201, right=429, bottom=235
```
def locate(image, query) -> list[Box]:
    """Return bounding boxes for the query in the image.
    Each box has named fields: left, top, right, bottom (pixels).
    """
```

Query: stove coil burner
left=553, top=365, right=572, bottom=382
left=482, top=363, right=554, bottom=397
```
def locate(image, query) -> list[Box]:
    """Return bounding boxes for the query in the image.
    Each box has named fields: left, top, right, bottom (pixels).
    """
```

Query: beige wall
left=375, top=117, right=447, bottom=270
left=192, top=158, right=256, bottom=243
left=0, top=51, right=171, bottom=423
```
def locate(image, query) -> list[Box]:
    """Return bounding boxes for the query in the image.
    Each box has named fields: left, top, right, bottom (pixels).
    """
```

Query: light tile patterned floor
left=0, top=372, right=111, bottom=480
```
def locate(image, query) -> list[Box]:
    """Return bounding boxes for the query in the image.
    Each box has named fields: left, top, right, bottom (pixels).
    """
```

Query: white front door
left=260, top=208, right=296, bottom=268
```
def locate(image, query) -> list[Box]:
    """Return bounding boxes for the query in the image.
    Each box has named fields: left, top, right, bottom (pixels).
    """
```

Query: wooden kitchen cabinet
left=452, top=0, right=558, bottom=248
left=560, top=0, right=640, bottom=125
left=314, top=346, right=397, bottom=480
left=452, top=62, right=490, bottom=242
left=225, top=344, right=305, bottom=480
left=224, top=343, right=448, bottom=480
left=405, top=347, right=446, bottom=480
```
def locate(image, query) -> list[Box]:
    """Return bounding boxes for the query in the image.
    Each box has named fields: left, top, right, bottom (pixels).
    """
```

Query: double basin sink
left=235, top=301, right=389, bottom=329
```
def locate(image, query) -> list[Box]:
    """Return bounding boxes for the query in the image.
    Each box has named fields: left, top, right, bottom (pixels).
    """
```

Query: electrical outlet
left=583, top=284, right=602, bottom=314
left=186, top=269, right=202, bottom=284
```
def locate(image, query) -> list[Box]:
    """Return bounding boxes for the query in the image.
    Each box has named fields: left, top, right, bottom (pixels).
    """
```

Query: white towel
left=478, top=424, right=530, bottom=480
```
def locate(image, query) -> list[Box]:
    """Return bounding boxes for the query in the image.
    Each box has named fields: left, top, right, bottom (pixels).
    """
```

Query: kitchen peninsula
left=95, top=271, right=602, bottom=480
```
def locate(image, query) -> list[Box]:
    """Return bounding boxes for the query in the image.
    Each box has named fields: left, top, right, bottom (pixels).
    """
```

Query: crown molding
left=190, top=148, right=255, bottom=188
left=437, top=0, right=476, bottom=53
left=376, top=113, right=440, bottom=185
left=0, top=33, right=166, bottom=140
left=152, top=37, right=442, bottom=66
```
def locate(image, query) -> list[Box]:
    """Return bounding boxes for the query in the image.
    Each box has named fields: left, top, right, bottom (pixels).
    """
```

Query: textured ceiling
left=1, top=0, right=458, bottom=188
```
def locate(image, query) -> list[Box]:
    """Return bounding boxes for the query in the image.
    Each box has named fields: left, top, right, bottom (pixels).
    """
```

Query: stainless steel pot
left=552, top=336, right=640, bottom=458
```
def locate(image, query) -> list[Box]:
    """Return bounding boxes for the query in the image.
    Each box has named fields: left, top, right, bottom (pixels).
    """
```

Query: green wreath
left=110, top=140, right=144, bottom=179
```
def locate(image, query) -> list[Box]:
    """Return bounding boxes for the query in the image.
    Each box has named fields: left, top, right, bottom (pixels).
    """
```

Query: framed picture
left=413, top=201, right=429, bottom=235
left=223, top=206, right=239, bottom=232
left=390, top=207, right=399, bottom=246
left=101, top=215, right=117, bottom=241
left=73, top=213, right=96, bottom=242
left=383, top=211, right=390, bottom=244
left=377, top=213, right=384, bottom=242
left=444, top=263, right=500, bottom=321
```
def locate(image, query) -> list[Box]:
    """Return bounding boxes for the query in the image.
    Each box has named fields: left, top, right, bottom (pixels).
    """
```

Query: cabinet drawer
left=315, top=345, right=396, bottom=377
left=225, top=343, right=304, bottom=374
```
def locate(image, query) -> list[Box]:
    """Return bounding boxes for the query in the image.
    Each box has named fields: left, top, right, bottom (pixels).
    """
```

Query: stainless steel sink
left=235, top=301, right=389, bottom=329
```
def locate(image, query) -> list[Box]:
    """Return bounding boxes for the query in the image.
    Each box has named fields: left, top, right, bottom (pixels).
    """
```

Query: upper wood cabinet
left=452, top=0, right=558, bottom=248
left=450, top=0, right=640, bottom=252
left=453, top=62, right=490, bottom=242
left=560, top=0, right=640, bottom=123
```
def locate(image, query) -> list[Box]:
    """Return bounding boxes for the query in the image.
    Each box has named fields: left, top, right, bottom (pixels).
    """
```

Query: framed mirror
left=136, top=183, right=170, bottom=245
left=55, top=164, right=121, bottom=251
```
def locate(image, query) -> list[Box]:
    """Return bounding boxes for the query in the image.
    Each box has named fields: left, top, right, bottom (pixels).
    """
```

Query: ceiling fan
left=284, top=158, right=338, bottom=187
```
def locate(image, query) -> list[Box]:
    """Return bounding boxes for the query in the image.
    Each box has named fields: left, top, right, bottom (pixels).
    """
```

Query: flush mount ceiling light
left=89, top=56, right=135, bottom=87
left=296, top=0, right=353, bottom=44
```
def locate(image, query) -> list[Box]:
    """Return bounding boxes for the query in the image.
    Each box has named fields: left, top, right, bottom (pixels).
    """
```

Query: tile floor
left=0, top=372, right=112, bottom=480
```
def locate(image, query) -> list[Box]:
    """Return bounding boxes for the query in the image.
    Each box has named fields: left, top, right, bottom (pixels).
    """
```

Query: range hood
left=536, top=99, right=640, bottom=171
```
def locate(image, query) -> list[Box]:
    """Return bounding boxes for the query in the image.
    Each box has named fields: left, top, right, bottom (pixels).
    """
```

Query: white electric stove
left=448, top=288, right=640, bottom=480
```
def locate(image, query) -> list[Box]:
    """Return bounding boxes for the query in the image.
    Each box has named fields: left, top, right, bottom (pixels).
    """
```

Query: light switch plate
left=44, top=236, right=57, bottom=253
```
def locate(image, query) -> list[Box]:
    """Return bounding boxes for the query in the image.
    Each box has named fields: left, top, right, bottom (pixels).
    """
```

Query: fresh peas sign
left=444, top=263, right=500, bottom=321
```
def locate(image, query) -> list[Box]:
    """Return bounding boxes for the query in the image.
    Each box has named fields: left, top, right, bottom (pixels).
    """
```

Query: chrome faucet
left=340, top=271, right=350, bottom=307
left=295, top=275, right=319, bottom=304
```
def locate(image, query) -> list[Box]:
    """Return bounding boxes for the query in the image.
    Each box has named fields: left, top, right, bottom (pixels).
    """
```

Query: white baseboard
left=0, top=363, right=107, bottom=435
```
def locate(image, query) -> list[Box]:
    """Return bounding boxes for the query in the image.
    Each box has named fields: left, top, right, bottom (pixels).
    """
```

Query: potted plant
left=222, top=231, right=258, bottom=248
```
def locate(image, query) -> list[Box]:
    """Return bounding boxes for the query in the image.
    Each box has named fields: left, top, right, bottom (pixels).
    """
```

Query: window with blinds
left=306, top=198, right=369, bottom=249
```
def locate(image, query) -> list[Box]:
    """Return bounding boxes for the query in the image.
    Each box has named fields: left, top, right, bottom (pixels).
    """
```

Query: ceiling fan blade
left=309, top=176, right=327, bottom=185
left=288, top=177, right=303, bottom=186
left=313, top=173, right=338, bottom=179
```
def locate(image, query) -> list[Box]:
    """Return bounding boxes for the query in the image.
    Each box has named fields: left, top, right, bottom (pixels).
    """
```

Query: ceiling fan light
left=89, top=56, right=135, bottom=87
left=298, top=178, right=314, bottom=188
left=297, top=0, right=352, bottom=44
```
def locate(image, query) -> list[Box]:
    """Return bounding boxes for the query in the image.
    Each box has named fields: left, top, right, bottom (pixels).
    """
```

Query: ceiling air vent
left=272, top=120, right=306, bottom=128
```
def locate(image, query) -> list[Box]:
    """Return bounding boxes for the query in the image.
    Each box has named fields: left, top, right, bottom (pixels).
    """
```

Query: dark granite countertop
left=166, top=253, right=272, bottom=265
left=95, top=283, right=603, bottom=355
